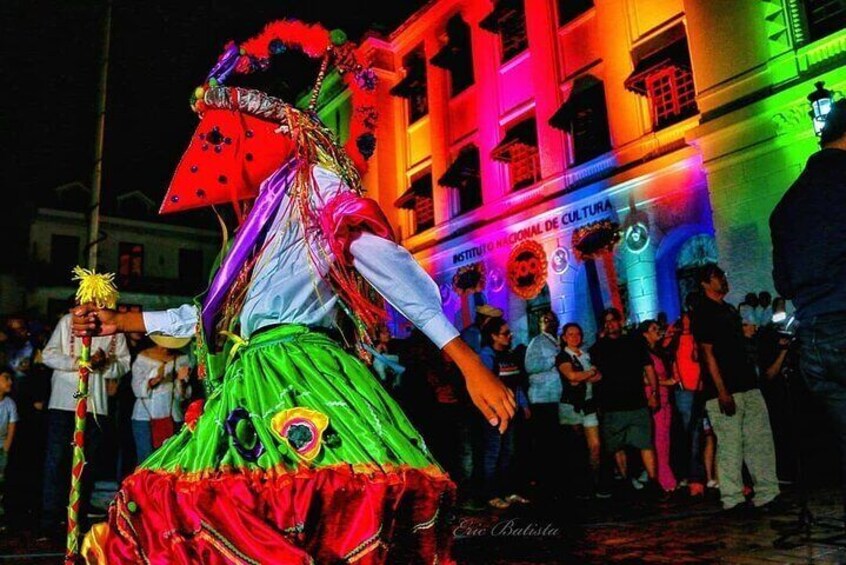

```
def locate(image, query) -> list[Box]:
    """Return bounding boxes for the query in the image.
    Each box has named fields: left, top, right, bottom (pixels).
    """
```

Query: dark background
left=1, top=0, right=427, bottom=265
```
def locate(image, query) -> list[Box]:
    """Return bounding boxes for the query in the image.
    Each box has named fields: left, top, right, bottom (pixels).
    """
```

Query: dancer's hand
left=72, top=304, right=120, bottom=337
left=442, top=338, right=516, bottom=433
left=72, top=304, right=146, bottom=336
left=465, top=365, right=516, bottom=433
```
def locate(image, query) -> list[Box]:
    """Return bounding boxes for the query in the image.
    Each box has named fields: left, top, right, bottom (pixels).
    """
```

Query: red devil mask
left=159, top=108, right=294, bottom=214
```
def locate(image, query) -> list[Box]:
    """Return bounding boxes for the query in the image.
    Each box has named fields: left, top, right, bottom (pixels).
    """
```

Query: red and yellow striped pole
left=65, top=335, right=91, bottom=564
left=66, top=267, right=118, bottom=564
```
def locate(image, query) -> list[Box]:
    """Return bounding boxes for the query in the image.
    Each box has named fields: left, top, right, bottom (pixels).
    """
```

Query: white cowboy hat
left=149, top=334, right=192, bottom=349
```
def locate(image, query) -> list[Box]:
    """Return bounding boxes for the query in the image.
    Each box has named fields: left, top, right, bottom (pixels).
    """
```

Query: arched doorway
left=525, top=284, right=551, bottom=340
left=676, top=234, right=718, bottom=310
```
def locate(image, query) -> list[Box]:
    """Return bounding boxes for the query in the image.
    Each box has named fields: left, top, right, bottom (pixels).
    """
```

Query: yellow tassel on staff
left=72, top=266, right=119, bottom=309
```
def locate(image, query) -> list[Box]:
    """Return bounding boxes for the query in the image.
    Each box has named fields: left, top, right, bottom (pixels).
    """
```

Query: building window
left=624, top=27, right=698, bottom=130
left=439, top=145, right=482, bottom=215
left=557, top=0, right=594, bottom=26
left=549, top=76, right=611, bottom=165
left=50, top=234, right=80, bottom=276
left=644, top=67, right=696, bottom=129
left=395, top=171, right=434, bottom=235
left=479, top=0, right=529, bottom=64
left=430, top=15, right=475, bottom=97
left=801, top=0, right=846, bottom=42
left=491, top=118, right=540, bottom=190
left=389, top=47, right=428, bottom=124
left=118, top=243, right=144, bottom=285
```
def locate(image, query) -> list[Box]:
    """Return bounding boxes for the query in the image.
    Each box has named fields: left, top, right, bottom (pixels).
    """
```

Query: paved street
left=3, top=483, right=845, bottom=564
left=452, top=486, right=846, bottom=564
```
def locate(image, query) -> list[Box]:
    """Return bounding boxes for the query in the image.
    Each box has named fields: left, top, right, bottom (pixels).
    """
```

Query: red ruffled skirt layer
left=85, top=466, right=455, bottom=564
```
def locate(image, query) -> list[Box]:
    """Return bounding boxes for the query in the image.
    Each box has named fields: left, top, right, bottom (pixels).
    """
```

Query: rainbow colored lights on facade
left=314, top=0, right=846, bottom=344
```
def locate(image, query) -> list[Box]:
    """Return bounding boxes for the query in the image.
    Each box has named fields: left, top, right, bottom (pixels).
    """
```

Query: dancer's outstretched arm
left=349, top=231, right=517, bottom=433
left=73, top=298, right=516, bottom=432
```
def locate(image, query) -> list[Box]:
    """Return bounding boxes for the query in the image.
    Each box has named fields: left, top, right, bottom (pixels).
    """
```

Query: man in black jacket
left=770, top=98, right=846, bottom=518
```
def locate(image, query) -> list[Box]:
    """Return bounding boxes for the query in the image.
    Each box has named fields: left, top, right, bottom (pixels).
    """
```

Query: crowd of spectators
left=0, top=266, right=808, bottom=536
left=0, top=308, right=202, bottom=540
left=378, top=263, right=800, bottom=515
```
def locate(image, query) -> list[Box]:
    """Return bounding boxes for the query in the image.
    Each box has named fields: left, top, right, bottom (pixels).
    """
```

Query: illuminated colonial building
left=317, top=0, right=845, bottom=343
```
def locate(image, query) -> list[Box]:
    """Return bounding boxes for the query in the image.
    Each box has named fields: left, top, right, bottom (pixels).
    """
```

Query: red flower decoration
left=185, top=400, right=205, bottom=432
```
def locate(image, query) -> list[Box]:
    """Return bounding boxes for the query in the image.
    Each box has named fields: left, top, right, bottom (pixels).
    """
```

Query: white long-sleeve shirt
left=130, top=352, right=192, bottom=422
left=144, top=166, right=459, bottom=349
left=42, top=314, right=131, bottom=415
left=524, top=332, right=563, bottom=404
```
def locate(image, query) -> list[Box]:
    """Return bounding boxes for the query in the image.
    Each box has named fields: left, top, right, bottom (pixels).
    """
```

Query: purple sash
left=200, top=160, right=297, bottom=339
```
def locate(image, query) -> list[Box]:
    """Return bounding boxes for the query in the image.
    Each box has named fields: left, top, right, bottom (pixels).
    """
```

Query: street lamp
left=807, top=81, right=833, bottom=136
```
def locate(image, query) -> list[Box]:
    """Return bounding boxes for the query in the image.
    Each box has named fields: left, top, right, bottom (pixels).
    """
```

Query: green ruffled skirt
left=86, top=325, right=454, bottom=564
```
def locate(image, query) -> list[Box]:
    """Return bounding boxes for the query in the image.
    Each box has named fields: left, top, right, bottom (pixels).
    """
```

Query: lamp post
left=807, top=81, right=833, bottom=136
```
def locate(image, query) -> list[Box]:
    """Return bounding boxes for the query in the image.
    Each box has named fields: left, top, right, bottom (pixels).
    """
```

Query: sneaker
left=505, top=494, right=530, bottom=505
left=488, top=497, right=511, bottom=510
left=677, top=479, right=689, bottom=488
left=706, top=480, right=719, bottom=489
left=631, top=477, right=645, bottom=490
left=595, top=489, right=612, bottom=499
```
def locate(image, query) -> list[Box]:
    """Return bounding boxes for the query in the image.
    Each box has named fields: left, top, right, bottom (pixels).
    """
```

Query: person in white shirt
left=130, top=336, right=192, bottom=462
left=39, top=313, right=130, bottom=535
left=524, top=310, right=563, bottom=498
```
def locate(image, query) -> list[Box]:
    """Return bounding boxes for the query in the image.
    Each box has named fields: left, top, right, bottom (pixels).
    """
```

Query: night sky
left=3, top=0, right=427, bottom=224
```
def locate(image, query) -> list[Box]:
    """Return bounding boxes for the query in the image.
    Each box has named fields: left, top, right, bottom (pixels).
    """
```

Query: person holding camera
left=770, top=98, right=846, bottom=520
left=756, top=309, right=799, bottom=484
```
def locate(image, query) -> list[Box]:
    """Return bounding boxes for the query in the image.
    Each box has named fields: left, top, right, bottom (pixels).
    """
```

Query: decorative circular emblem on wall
left=452, top=262, right=487, bottom=296
left=506, top=240, right=548, bottom=300
left=487, top=267, right=505, bottom=293
left=624, top=222, right=650, bottom=254
left=550, top=247, right=570, bottom=275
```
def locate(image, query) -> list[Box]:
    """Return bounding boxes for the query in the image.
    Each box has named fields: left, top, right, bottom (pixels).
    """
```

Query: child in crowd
left=0, top=370, right=19, bottom=518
